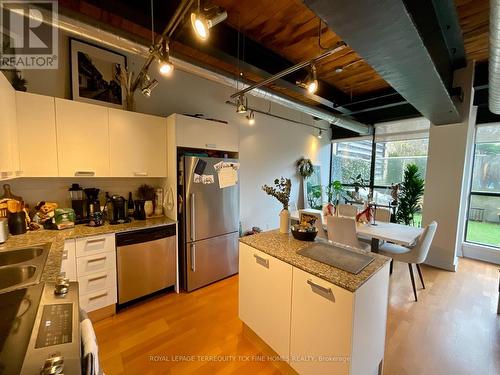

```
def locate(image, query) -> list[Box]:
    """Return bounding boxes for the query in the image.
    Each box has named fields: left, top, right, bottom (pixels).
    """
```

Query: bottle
left=128, top=192, right=135, bottom=218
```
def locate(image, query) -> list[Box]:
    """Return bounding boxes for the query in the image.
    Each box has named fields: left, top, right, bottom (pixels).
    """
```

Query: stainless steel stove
left=0, top=281, right=81, bottom=375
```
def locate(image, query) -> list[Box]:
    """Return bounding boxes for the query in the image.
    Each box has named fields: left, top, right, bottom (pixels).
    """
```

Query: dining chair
left=375, top=207, right=391, bottom=222
left=326, top=216, right=370, bottom=251
left=299, top=210, right=328, bottom=240
left=336, top=204, right=358, bottom=218
left=378, top=221, right=438, bottom=301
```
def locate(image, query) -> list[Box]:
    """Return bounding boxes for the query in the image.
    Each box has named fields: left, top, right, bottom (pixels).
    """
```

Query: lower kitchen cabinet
left=61, top=240, right=77, bottom=281
left=239, top=243, right=293, bottom=359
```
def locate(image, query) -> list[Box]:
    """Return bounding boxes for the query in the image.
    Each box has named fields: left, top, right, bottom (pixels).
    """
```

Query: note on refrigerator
left=218, top=167, right=238, bottom=188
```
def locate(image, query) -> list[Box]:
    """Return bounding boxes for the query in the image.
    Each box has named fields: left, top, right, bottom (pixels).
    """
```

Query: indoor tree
left=396, top=164, right=425, bottom=225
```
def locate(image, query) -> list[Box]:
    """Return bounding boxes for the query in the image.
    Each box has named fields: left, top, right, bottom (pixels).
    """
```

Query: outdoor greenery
left=396, top=164, right=425, bottom=225
left=331, top=156, right=371, bottom=184
left=326, top=180, right=344, bottom=204
left=467, top=221, right=500, bottom=247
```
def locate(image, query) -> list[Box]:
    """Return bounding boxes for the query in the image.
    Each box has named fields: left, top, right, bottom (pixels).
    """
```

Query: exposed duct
left=489, top=0, right=500, bottom=114
left=2, top=3, right=371, bottom=135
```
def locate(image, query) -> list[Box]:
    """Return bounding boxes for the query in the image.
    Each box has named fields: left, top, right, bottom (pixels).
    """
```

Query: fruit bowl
left=291, top=224, right=318, bottom=241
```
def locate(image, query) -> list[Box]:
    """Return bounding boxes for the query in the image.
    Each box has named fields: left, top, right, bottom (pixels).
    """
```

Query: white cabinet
left=239, top=243, right=293, bottom=359
left=290, top=268, right=354, bottom=375
left=55, top=98, right=110, bottom=177
left=0, top=73, right=19, bottom=179
left=16, top=92, right=58, bottom=177
left=60, top=239, right=77, bottom=281
left=108, top=109, right=167, bottom=177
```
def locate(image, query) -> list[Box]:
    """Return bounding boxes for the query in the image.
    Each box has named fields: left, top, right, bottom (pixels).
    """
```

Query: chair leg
left=389, top=259, right=393, bottom=275
left=416, top=264, right=425, bottom=289
left=408, top=263, right=418, bottom=302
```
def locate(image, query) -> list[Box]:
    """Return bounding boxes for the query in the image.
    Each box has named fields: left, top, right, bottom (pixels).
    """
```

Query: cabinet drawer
left=77, top=251, right=116, bottom=277
left=80, top=288, right=117, bottom=313
left=60, top=240, right=77, bottom=281
left=78, top=268, right=116, bottom=296
left=76, top=234, right=115, bottom=257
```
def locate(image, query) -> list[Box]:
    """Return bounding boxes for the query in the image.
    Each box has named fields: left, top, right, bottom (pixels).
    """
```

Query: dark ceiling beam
left=304, top=0, right=462, bottom=125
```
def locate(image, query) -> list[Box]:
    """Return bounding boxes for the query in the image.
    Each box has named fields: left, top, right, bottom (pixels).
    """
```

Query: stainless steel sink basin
left=0, top=244, right=50, bottom=293
left=0, top=265, right=37, bottom=290
left=0, top=247, right=44, bottom=266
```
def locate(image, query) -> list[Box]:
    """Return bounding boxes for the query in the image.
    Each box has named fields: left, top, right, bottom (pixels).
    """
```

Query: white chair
left=378, top=221, right=438, bottom=301
left=337, top=204, right=358, bottom=218
left=326, top=216, right=370, bottom=251
left=299, top=210, right=327, bottom=240
left=375, top=207, right=391, bottom=222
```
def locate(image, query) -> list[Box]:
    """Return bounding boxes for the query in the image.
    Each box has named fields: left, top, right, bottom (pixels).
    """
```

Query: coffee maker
left=84, top=188, right=100, bottom=217
left=108, top=195, right=130, bottom=224
left=69, top=184, right=87, bottom=224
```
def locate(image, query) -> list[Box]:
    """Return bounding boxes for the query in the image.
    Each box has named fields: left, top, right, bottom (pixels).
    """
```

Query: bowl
left=291, top=226, right=318, bottom=241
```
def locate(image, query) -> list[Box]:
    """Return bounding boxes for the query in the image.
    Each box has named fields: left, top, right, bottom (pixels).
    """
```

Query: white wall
left=12, top=29, right=332, bottom=232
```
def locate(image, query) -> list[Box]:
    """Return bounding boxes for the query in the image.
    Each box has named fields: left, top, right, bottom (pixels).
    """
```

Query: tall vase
left=279, top=208, right=290, bottom=234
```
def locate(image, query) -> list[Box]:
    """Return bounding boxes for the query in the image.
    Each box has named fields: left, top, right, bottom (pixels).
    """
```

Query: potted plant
left=326, top=180, right=344, bottom=205
left=137, top=184, right=156, bottom=217
left=262, top=177, right=292, bottom=234
left=349, top=174, right=366, bottom=202
left=396, top=164, right=425, bottom=225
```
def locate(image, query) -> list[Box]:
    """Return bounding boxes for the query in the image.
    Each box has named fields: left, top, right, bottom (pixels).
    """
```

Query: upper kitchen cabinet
left=0, top=73, right=19, bottom=179
left=108, top=109, right=167, bottom=177
left=55, top=98, right=110, bottom=177
left=169, top=114, right=239, bottom=152
left=16, top=92, right=58, bottom=177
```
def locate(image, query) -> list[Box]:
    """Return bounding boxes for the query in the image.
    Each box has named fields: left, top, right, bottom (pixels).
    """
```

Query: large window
left=465, top=124, right=500, bottom=248
left=331, top=138, right=373, bottom=184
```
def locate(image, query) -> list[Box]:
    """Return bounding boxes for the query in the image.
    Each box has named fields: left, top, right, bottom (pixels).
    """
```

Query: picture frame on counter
left=70, top=38, right=127, bottom=108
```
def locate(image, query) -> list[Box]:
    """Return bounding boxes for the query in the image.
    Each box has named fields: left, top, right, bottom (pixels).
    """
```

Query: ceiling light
left=317, top=129, right=323, bottom=139
left=141, top=75, right=159, bottom=97
left=236, top=95, right=247, bottom=114
left=191, top=4, right=227, bottom=41
left=306, top=65, right=318, bottom=94
left=246, top=110, right=255, bottom=125
left=154, top=40, right=174, bottom=76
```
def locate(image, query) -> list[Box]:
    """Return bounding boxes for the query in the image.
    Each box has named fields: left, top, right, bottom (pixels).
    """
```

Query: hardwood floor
left=94, top=258, right=500, bottom=375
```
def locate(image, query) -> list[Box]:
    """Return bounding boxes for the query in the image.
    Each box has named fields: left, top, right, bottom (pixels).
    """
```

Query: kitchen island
left=239, top=231, right=391, bottom=375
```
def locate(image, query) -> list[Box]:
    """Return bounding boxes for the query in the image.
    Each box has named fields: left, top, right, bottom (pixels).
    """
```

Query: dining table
left=290, top=209, right=424, bottom=252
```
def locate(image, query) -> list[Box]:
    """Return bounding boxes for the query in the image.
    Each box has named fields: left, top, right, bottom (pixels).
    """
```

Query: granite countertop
left=239, top=230, right=390, bottom=292
left=0, top=217, right=176, bottom=283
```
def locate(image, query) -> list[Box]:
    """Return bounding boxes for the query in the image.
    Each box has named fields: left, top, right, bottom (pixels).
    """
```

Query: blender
left=69, top=184, right=86, bottom=224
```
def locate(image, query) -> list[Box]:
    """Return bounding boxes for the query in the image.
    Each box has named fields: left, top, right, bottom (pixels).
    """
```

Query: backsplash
left=4, top=178, right=166, bottom=208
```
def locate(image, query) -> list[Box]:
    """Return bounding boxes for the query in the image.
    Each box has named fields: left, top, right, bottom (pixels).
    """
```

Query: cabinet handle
left=88, top=274, right=107, bottom=283
left=190, top=193, right=196, bottom=241
left=133, top=172, right=148, bottom=176
left=307, top=279, right=333, bottom=297
left=62, top=250, right=68, bottom=260
left=87, top=256, right=107, bottom=263
left=74, top=170, right=95, bottom=177
left=190, top=244, right=196, bottom=272
left=205, top=143, right=217, bottom=149
left=86, top=238, right=105, bottom=244
left=89, top=292, right=108, bottom=301
left=253, top=254, right=269, bottom=268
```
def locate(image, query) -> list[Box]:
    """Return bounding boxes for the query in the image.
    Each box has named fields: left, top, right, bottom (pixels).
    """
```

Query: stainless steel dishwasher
left=116, top=225, right=176, bottom=306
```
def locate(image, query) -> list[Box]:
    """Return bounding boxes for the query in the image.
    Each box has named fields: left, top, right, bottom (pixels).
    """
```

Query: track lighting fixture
left=236, top=94, right=248, bottom=114
left=141, top=75, right=159, bottom=97
left=306, top=64, right=318, bottom=94
left=246, top=110, right=255, bottom=125
left=317, top=129, right=323, bottom=139
left=191, top=1, right=227, bottom=41
left=154, top=40, right=174, bottom=76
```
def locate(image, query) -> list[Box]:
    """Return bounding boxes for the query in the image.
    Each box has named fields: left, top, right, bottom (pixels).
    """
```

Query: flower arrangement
left=262, top=177, right=291, bottom=210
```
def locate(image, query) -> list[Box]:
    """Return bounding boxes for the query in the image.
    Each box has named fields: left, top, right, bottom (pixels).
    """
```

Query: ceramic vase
left=279, top=208, right=290, bottom=234
left=144, top=200, right=154, bottom=217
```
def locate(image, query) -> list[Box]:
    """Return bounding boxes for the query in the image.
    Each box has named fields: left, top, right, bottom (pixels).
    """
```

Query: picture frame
left=70, top=38, right=126, bottom=108
left=304, top=165, right=323, bottom=209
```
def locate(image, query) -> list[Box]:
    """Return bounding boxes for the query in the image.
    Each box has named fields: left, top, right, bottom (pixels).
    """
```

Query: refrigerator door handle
left=190, top=243, right=196, bottom=272
left=190, top=193, right=195, bottom=241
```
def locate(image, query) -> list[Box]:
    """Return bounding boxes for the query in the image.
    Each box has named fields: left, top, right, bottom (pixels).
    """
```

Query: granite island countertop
left=239, top=230, right=390, bottom=292
left=0, top=217, right=176, bottom=283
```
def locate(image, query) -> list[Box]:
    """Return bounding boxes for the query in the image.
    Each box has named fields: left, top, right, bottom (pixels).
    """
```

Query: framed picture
left=70, top=38, right=126, bottom=108
left=304, top=165, right=322, bottom=209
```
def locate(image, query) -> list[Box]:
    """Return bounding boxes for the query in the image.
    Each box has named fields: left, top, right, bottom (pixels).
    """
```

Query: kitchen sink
left=0, top=244, right=50, bottom=294
left=0, top=247, right=44, bottom=266
left=0, top=265, right=37, bottom=290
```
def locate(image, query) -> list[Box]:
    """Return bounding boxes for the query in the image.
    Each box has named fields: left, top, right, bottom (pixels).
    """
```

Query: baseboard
left=462, top=243, right=500, bottom=265
left=424, top=250, right=458, bottom=271
left=88, top=304, right=116, bottom=322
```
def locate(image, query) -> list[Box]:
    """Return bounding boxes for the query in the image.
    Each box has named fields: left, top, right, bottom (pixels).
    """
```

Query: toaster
left=0, top=218, right=8, bottom=243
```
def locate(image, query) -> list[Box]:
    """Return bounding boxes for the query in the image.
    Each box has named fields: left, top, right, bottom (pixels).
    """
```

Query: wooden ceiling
left=455, top=0, right=489, bottom=62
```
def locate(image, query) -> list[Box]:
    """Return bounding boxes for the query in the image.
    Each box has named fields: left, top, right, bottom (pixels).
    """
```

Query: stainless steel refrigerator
left=180, top=156, right=240, bottom=291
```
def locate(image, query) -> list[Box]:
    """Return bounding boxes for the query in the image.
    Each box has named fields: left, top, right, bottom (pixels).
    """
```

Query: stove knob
left=54, top=277, right=70, bottom=295
left=41, top=356, right=64, bottom=374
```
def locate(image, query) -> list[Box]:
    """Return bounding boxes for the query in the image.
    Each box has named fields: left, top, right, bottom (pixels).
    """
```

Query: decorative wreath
left=296, top=158, right=314, bottom=178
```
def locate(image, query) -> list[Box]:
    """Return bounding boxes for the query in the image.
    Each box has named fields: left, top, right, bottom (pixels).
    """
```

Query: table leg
left=371, top=238, right=380, bottom=253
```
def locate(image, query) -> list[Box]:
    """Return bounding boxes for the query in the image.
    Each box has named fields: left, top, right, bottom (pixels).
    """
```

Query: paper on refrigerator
left=218, top=167, right=238, bottom=188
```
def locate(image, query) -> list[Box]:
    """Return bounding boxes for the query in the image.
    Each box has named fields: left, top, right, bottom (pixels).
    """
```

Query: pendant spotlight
left=317, top=128, right=323, bottom=139
left=153, top=40, right=174, bottom=76
left=141, top=75, right=159, bottom=97
left=191, top=1, right=228, bottom=41
left=236, top=94, right=248, bottom=113
left=306, top=64, right=318, bottom=94
left=246, top=110, right=255, bottom=125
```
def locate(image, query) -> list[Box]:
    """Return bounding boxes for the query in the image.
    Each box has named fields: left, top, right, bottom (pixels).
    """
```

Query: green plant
left=262, top=177, right=291, bottom=210
left=307, top=184, right=322, bottom=209
left=326, top=180, right=344, bottom=204
left=350, top=174, right=367, bottom=192
left=396, top=164, right=425, bottom=225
